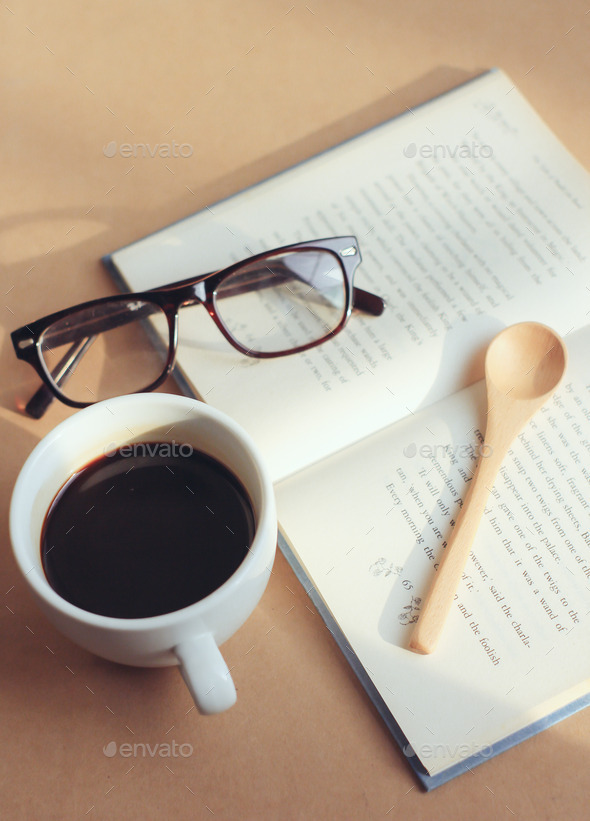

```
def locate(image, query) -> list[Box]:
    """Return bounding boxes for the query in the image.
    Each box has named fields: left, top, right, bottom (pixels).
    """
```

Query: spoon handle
left=409, top=443, right=505, bottom=654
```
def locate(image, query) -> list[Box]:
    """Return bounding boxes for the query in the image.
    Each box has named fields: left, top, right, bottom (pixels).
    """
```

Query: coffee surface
left=41, top=444, right=255, bottom=618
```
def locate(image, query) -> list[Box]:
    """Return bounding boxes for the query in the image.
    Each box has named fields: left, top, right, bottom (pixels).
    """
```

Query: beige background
left=2, top=1, right=590, bottom=818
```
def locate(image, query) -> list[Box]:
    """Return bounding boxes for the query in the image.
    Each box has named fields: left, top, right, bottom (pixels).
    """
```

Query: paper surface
left=276, top=327, right=590, bottom=776
left=111, top=69, right=590, bottom=482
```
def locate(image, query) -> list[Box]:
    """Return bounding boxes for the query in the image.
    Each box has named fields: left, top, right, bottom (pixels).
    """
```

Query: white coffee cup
left=10, top=393, right=277, bottom=714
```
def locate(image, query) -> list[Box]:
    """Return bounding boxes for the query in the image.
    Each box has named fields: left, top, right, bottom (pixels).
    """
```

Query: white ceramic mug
left=10, top=393, right=277, bottom=714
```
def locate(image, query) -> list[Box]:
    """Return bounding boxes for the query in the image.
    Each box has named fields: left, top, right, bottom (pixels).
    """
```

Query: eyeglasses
left=12, top=236, right=385, bottom=419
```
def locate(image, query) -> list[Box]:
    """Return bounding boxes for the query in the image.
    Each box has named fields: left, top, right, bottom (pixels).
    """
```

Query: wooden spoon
left=409, top=322, right=567, bottom=655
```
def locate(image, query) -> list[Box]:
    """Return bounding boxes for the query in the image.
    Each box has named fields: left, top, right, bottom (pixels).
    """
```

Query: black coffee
left=41, top=443, right=255, bottom=619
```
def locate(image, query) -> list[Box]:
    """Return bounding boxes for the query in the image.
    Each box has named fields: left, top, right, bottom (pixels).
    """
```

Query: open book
left=103, top=69, right=590, bottom=788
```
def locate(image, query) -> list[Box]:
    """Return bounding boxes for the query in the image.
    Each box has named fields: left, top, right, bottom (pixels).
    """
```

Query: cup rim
left=9, top=393, right=276, bottom=632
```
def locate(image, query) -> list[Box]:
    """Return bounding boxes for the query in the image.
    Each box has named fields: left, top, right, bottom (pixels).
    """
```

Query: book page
left=110, top=69, right=590, bottom=481
left=275, top=327, right=590, bottom=777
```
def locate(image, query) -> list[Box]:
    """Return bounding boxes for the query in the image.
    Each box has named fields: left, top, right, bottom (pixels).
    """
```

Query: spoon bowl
left=409, top=321, right=567, bottom=655
left=485, top=322, right=567, bottom=401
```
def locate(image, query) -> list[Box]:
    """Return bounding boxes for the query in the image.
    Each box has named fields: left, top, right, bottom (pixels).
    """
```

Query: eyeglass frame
left=12, top=235, right=385, bottom=418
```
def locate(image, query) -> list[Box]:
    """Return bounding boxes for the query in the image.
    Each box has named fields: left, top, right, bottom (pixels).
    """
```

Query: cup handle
left=174, top=634, right=237, bottom=715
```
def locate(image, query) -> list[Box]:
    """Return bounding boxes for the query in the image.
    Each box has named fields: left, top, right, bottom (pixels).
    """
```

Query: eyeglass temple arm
left=25, top=337, right=96, bottom=419
left=352, top=287, right=385, bottom=316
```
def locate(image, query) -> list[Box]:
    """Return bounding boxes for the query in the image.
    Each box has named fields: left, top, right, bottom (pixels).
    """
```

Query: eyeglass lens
left=214, top=248, right=347, bottom=354
left=38, top=299, right=168, bottom=403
